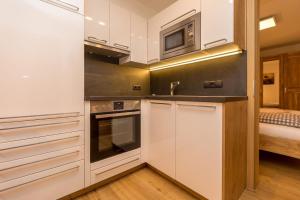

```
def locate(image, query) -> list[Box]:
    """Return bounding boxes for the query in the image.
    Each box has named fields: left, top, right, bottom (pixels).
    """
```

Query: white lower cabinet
left=175, top=102, right=223, bottom=200
left=147, top=101, right=176, bottom=178
left=142, top=100, right=247, bottom=200
left=0, top=160, right=84, bottom=200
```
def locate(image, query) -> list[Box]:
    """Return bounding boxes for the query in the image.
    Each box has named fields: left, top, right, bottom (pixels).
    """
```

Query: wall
left=150, top=53, right=247, bottom=96
left=85, top=53, right=150, bottom=97
left=261, top=42, right=300, bottom=57
left=262, top=60, right=280, bottom=106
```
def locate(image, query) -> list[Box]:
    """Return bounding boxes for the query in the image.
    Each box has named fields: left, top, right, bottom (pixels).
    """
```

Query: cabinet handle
left=150, top=102, right=172, bottom=106
left=0, top=132, right=81, bottom=151
left=0, top=120, right=80, bottom=131
left=93, top=157, right=139, bottom=175
left=0, top=112, right=80, bottom=124
left=148, top=58, right=159, bottom=64
left=177, top=104, right=216, bottom=111
left=87, top=37, right=108, bottom=44
left=204, top=39, right=228, bottom=49
left=40, top=0, right=79, bottom=13
left=113, top=43, right=129, bottom=50
left=0, top=162, right=80, bottom=192
left=0, top=147, right=81, bottom=171
left=161, top=9, right=196, bottom=29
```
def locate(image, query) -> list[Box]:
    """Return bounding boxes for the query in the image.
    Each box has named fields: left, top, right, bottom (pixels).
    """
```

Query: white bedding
left=260, top=108, right=300, bottom=141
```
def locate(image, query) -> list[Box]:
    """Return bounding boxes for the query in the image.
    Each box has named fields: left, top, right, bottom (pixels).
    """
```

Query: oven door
left=90, top=111, right=141, bottom=163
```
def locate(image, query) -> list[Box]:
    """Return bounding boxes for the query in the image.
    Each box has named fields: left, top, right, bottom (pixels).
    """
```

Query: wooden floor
left=240, top=151, right=300, bottom=200
left=76, top=152, right=300, bottom=200
left=76, top=168, right=197, bottom=200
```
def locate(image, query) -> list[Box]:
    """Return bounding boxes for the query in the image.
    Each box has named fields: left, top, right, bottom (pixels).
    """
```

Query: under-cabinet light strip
left=149, top=50, right=243, bottom=71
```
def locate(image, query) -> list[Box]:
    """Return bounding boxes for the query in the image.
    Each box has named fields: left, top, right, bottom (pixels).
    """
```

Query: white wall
left=263, top=60, right=280, bottom=106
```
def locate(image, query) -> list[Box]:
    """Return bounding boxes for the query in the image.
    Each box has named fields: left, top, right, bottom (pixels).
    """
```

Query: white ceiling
left=137, top=0, right=177, bottom=13
left=260, top=0, right=300, bottom=49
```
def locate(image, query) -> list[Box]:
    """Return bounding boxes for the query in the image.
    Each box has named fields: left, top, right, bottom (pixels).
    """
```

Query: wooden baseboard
left=59, top=163, right=146, bottom=200
left=146, top=164, right=207, bottom=200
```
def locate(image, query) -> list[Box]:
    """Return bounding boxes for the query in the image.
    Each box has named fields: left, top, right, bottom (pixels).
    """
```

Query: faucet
left=170, top=81, right=180, bottom=96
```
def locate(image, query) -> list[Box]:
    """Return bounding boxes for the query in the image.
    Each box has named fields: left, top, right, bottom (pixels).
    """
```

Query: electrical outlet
left=132, top=85, right=142, bottom=91
left=203, top=80, right=223, bottom=88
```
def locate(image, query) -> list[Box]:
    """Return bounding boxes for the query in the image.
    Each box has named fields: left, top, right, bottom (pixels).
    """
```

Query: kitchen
left=0, top=0, right=253, bottom=200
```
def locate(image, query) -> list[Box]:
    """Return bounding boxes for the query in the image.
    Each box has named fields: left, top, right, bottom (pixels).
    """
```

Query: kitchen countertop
left=86, top=95, right=248, bottom=103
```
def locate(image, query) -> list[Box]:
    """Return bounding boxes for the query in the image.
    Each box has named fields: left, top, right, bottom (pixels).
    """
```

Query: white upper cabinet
left=85, top=0, right=110, bottom=45
left=129, top=13, right=148, bottom=64
left=147, top=0, right=201, bottom=64
left=62, top=0, right=84, bottom=14
left=110, top=1, right=131, bottom=50
left=201, top=0, right=234, bottom=49
left=0, top=0, right=84, bottom=118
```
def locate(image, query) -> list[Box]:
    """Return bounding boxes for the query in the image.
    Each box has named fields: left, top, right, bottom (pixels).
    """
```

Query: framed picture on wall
left=263, top=73, right=275, bottom=85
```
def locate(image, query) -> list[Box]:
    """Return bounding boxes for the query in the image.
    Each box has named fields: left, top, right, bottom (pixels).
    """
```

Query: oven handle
left=95, top=111, right=141, bottom=119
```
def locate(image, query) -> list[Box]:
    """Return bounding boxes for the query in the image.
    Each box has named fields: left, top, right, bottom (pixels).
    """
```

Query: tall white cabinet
left=0, top=0, right=84, bottom=118
left=0, top=1, right=84, bottom=199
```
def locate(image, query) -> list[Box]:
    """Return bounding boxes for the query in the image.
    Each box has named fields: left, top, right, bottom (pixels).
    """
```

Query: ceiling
left=260, top=0, right=300, bottom=49
left=137, top=0, right=177, bottom=13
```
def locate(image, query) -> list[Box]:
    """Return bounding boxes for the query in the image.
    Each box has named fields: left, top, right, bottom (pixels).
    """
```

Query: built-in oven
left=90, top=100, right=141, bottom=163
left=160, top=12, right=201, bottom=60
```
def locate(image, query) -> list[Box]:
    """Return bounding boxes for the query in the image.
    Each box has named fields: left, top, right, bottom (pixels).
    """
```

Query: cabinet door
left=201, top=0, right=234, bottom=50
left=130, top=13, right=147, bottom=64
left=0, top=0, right=84, bottom=118
left=110, top=1, right=131, bottom=50
left=175, top=102, right=223, bottom=200
left=160, top=0, right=201, bottom=29
left=85, top=0, right=109, bottom=45
left=147, top=16, right=161, bottom=64
left=148, top=101, right=175, bottom=178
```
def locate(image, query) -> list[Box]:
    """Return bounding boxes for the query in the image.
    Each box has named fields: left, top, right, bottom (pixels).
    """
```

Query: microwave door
left=164, top=29, right=186, bottom=53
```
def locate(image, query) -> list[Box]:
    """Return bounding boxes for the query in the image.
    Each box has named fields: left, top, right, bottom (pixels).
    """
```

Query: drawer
left=0, top=160, right=84, bottom=200
left=0, top=145, right=84, bottom=183
left=0, top=114, right=84, bottom=143
left=0, top=131, right=83, bottom=163
left=91, top=155, right=141, bottom=185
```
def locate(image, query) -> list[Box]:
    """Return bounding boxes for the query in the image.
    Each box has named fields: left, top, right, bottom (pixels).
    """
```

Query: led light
left=260, top=17, right=276, bottom=31
left=85, top=16, right=93, bottom=21
left=149, top=50, right=243, bottom=71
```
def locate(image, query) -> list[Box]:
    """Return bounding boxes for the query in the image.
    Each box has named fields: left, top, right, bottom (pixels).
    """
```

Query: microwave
left=160, top=12, right=201, bottom=60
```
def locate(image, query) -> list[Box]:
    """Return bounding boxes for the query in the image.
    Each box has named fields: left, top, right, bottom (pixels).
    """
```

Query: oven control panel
left=113, top=101, right=124, bottom=110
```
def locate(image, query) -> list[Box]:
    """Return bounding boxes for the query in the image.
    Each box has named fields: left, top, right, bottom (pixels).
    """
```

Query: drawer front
left=0, top=132, right=83, bottom=163
left=0, top=115, right=83, bottom=143
left=0, top=145, right=84, bottom=183
left=91, top=155, right=141, bottom=185
left=0, top=160, right=84, bottom=200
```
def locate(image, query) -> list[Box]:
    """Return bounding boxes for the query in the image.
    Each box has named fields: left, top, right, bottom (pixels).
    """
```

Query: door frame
left=246, top=0, right=260, bottom=190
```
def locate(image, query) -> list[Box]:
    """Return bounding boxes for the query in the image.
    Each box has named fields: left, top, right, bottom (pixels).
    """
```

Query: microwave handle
left=161, top=9, right=196, bottom=30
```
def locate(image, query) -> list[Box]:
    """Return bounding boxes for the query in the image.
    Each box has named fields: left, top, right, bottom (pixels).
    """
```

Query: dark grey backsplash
left=150, top=52, right=247, bottom=96
left=85, top=53, right=150, bottom=97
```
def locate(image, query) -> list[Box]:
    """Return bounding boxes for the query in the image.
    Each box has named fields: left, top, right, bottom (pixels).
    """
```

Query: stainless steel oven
left=90, top=100, right=141, bottom=163
left=160, top=12, right=201, bottom=60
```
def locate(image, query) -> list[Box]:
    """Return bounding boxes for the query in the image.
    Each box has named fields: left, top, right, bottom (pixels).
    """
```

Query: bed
left=259, top=108, right=300, bottom=159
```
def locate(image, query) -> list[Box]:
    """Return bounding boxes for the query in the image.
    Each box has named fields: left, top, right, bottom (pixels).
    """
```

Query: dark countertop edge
left=85, top=96, right=145, bottom=101
left=85, top=96, right=248, bottom=103
left=145, top=96, right=248, bottom=103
